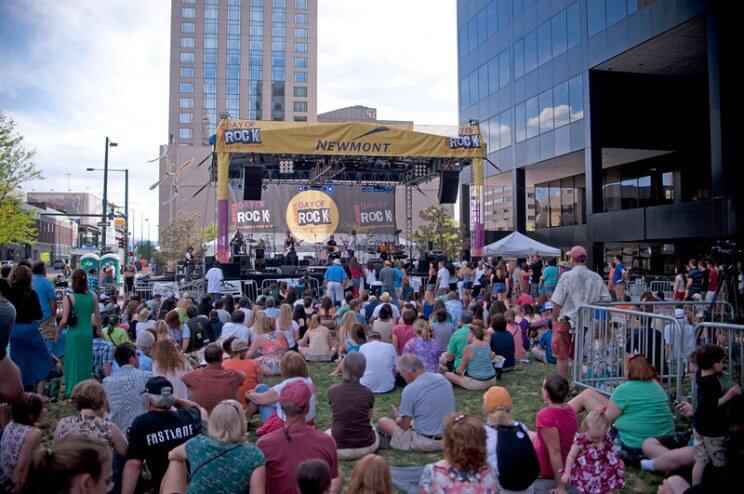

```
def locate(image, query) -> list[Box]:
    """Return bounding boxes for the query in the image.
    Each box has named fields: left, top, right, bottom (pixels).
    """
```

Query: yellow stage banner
left=215, top=120, right=486, bottom=159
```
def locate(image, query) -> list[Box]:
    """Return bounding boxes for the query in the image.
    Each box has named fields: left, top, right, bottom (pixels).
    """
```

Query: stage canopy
left=483, top=232, right=561, bottom=258
left=212, top=119, right=486, bottom=262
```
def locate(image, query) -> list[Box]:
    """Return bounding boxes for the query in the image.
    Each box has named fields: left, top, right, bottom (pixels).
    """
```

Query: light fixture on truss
left=279, top=159, right=294, bottom=174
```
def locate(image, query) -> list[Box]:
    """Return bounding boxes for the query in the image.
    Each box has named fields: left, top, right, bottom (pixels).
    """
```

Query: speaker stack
left=243, top=167, right=263, bottom=200
left=438, top=170, right=460, bottom=204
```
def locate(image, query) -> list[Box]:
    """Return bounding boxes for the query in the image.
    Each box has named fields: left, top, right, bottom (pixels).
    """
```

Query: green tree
left=157, top=212, right=207, bottom=271
left=201, top=222, right=217, bottom=243
left=412, top=206, right=460, bottom=259
left=0, top=111, right=41, bottom=246
left=135, top=241, right=156, bottom=261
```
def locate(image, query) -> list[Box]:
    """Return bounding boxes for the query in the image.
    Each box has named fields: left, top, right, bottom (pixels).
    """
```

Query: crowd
left=0, top=249, right=741, bottom=494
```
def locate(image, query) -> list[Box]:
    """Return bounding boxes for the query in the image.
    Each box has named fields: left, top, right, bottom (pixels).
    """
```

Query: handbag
left=66, top=294, right=79, bottom=327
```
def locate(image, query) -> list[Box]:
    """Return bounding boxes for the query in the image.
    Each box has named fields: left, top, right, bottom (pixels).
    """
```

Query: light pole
left=87, top=167, right=128, bottom=262
left=145, top=218, right=150, bottom=244
left=101, top=137, right=118, bottom=254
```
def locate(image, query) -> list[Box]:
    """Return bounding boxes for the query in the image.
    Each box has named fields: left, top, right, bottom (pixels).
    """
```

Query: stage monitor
left=438, top=170, right=459, bottom=204
left=243, top=167, right=263, bottom=201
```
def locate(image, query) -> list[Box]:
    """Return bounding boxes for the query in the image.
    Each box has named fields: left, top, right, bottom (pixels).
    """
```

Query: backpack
left=489, top=423, right=540, bottom=491
left=185, top=315, right=209, bottom=352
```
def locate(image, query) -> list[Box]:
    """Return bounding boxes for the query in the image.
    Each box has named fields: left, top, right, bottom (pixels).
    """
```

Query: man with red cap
left=550, top=246, right=611, bottom=378
left=257, top=380, right=343, bottom=493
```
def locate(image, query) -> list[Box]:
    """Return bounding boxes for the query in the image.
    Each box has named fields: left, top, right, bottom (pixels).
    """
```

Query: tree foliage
left=135, top=241, right=156, bottom=262
left=412, top=206, right=460, bottom=259
left=157, top=212, right=207, bottom=270
left=0, top=111, right=41, bottom=245
left=201, top=222, right=217, bottom=243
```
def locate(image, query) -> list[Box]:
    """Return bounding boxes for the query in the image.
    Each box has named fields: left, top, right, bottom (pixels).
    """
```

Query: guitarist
left=284, top=231, right=302, bottom=265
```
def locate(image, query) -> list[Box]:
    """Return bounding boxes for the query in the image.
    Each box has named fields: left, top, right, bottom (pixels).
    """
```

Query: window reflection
left=553, top=81, right=570, bottom=127
left=534, top=174, right=586, bottom=228
left=551, top=11, right=567, bottom=57
left=537, top=21, right=551, bottom=66
left=539, top=89, right=554, bottom=133
left=526, top=96, right=539, bottom=139
left=524, top=30, right=537, bottom=73
left=569, top=76, right=583, bottom=121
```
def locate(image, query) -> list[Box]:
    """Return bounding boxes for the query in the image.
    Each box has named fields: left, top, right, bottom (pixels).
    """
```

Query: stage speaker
left=220, top=262, right=241, bottom=279
left=204, top=256, right=215, bottom=271
left=238, top=255, right=251, bottom=270
left=254, top=258, right=266, bottom=272
left=243, top=167, right=263, bottom=200
left=298, top=259, right=310, bottom=266
left=438, top=170, right=459, bottom=204
left=175, top=261, right=187, bottom=276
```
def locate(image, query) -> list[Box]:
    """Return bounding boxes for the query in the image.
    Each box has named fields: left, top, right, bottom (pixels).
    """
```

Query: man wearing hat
left=257, top=380, right=343, bottom=494
left=121, top=376, right=206, bottom=494
left=664, top=308, right=695, bottom=367
left=371, top=293, right=401, bottom=320
left=379, top=260, right=398, bottom=305
left=323, top=257, right=348, bottom=306
left=550, top=245, right=611, bottom=378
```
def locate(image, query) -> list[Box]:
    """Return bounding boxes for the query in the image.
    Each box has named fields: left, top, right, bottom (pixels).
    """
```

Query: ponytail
left=21, top=435, right=111, bottom=494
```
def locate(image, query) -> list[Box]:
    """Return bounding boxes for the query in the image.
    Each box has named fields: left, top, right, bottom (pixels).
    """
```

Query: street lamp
left=87, top=166, right=128, bottom=262
left=101, top=137, right=118, bottom=254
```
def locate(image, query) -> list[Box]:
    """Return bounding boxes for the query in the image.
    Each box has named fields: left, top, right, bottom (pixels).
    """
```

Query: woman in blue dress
left=6, top=266, right=55, bottom=393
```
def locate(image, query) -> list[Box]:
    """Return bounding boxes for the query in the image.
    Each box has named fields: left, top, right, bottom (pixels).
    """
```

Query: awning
left=483, top=232, right=561, bottom=258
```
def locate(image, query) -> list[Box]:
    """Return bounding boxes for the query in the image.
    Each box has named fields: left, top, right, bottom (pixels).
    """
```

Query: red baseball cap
left=279, top=380, right=311, bottom=408
left=567, top=245, right=587, bottom=259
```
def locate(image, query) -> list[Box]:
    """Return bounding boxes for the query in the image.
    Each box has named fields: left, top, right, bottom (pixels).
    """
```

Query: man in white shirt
left=205, top=261, right=224, bottom=298
left=550, top=245, right=611, bottom=378
left=664, top=308, right=695, bottom=366
left=436, top=261, right=450, bottom=296
left=359, top=332, right=398, bottom=393
left=219, top=309, right=255, bottom=346
left=371, top=294, right=401, bottom=320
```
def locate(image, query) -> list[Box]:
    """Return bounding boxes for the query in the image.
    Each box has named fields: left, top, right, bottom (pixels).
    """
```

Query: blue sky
left=0, top=0, right=457, bottom=238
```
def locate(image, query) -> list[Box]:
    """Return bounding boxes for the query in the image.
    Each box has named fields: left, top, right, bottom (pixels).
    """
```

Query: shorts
left=551, top=322, right=574, bottom=360
left=390, top=427, right=443, bottom=452
left=656, top=430, right=693, bottom=450
left=693, top=431, right=726, bottom=467
left=460, top=374, right=498, bottom=390
left=463, top=282, right=473, bottom=289
left=325, top=426, right=380, bottom=461
left=493, top=283, right=507, bottom=294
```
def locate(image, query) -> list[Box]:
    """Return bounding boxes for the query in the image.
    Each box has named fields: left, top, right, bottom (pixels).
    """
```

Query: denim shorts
left=493, top=283, right=507, bottom=294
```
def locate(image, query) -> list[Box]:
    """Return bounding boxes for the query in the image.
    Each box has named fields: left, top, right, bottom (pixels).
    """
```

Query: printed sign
left=152, top=282, right=180, bottom=299
left=221, top=280, right=243, bottom=297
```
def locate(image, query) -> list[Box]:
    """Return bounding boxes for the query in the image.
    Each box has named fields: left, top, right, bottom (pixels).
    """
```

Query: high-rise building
left=168, top=0, right=317, bottom=147
left=457, top=1, right=739, bottom=274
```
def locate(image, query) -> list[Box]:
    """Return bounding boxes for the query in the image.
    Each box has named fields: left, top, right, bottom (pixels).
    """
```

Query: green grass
left=41, top=361, right=662, bottom=492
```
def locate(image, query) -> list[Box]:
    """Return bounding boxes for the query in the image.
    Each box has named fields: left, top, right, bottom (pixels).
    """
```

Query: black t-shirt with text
left=126, top=407, right=203, bottom=487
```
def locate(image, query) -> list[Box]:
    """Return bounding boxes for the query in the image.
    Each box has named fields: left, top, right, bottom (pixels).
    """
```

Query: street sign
left=97, top=221, right=111, bottom=227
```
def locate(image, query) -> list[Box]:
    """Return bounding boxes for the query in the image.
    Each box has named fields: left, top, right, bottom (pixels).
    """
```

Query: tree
left=135, top=241, right=156, bottom=261
left=157, top=212, right=207, bottom=271
left=0, top=111, right=41, bottom=246
left=201, top=222, right=217, bottom=243
left=412, top=206, right=460, bottom=259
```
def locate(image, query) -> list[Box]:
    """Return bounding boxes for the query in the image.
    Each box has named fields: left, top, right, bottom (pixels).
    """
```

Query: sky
left=0, top=0, right=458, bottom=240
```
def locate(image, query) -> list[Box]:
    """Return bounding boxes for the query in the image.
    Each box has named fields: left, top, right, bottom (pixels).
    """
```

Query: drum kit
left=230, top=232, right=268, bottom=271
left=366, top=229, right=407, bottom=260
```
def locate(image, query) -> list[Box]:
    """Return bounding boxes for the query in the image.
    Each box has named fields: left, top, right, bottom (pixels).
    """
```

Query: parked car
left=52, top=259, right=67, bottom=269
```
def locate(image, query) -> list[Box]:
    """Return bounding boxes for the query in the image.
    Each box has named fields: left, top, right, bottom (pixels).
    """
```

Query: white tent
left=483, top=232, right=561, bottom=258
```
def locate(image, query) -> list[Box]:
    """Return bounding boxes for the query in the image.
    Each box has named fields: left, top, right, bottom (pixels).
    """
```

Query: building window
left=294, top=115, right=308, bottom=121
left=498, top=49, right=509, bottom=88
left=293, top=86, right=307, bottom=97
left=180, top=52, right=195, bottom=63
left=534, top=174, right=585, bottom=228
left=587, top=0, right=606, bottom=37
left=523, top=30, right=537, bottom=74
left=179, top=113, right=193, bottom=124
left=569, top=75, right=583, bottom=122
left=179, top=128, right=193, bottom=139
left=515, top=102, right=526, bottom=142
left=182, top=7, right=195, bottom=18
left=539, top=89, right=553, bottom=133
left=294, top=28, right=308, bottom=38
left=180, top=37, right=195, bottom=48
left=551, top=10, right=567, bottom=57
left=180, top=67, right=195, bottom=78
left=294, top=56, right=308, bottom=68
left=567, top=2, right=580, bottom=47
left=294, top=42, right=308, bottom=52
left=537, top=20, right=551, bottom=67
left=294, top=71, right=308, bottom=82
left=293, top=101, right=307, bottom=112
left=553, top=81, right=569, bottom=128
left=294, top=13, right=308, bottom=24
left=179, top=98, right=193, bottom=108
left=182, top=0, right=195, bottom=3
left=181, top=22, right=195, bottom=33
left=179, top=82, right=194, bottom=93
left=295, top=0, right=307, bottom=8
left=525, top=96, right=538, bottom=139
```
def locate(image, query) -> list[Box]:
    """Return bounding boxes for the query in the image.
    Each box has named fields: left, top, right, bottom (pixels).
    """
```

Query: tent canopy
left=483, top=232, right=561, bottom=258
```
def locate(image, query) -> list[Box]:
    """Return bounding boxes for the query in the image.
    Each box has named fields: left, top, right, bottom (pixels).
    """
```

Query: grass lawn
left=41, top=361, right=663, bottom=493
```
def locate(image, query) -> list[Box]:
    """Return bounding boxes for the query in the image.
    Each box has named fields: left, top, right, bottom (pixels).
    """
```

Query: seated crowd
left=0, top=260, right=742, bottom=494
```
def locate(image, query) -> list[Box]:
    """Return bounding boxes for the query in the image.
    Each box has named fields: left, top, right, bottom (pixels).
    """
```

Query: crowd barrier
left=242, top=280, right=258, bottom=302
left=696, top=321, right=744, bottom=388
left=605, top=300, right=735, bottom=323
left=260, top=277, right=321, bottom=297
left=573, top=304, right=686, bottom=401
left=649, top=280, right=675, bottom=300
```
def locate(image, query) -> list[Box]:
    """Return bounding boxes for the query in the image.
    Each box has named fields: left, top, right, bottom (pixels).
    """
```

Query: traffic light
left=117, top=237, right=126, bottom=249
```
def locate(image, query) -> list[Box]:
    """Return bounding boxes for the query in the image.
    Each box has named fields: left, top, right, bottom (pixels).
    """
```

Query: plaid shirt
left=92, top=338, right=115, bottom=381
left=103, top=365, right=153, bottom=433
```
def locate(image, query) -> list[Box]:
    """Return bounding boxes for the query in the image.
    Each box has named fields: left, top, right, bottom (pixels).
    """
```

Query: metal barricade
left=574, top=304, right=685, bottom=400
left=260, top=277, right=321, bottom=297
left=605, top=300, right=735, bottom=323
left=242, top=280, right=258, bottom=302
left=649, top=280, right=675, bottom=300
left=133, top=281, right=154, bottom=301
left=697, top=322, right=744, bottom=388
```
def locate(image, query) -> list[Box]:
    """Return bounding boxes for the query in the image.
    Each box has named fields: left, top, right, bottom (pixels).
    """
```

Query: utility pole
left=101, top=137, right=117, bottom=254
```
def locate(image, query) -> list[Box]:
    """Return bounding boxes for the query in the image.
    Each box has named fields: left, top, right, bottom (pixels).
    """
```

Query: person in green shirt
left=438, top=312, right=474, bottom=372
left=568, top=354, right=675, bottom=451
left=103, top=314, right=131, bottom=347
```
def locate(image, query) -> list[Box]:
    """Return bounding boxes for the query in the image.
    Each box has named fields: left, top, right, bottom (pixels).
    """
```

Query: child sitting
left=562, top=410, right=625, bottom=493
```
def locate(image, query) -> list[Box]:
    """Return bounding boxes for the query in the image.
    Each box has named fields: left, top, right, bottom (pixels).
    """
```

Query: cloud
left=1, top=0, right=458, bottom=240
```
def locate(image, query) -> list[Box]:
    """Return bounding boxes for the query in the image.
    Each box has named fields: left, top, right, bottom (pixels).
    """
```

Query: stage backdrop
left=229, top=184, right=395, bottom=243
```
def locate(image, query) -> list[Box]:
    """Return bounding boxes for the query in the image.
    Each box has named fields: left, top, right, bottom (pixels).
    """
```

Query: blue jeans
left=255, top=384, right=278, bottom=423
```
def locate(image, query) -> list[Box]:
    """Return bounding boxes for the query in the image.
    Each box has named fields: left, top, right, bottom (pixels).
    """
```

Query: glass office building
left=169, top=0, right=317, bottom=146
left=457, top=0, right=739, bottom=274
